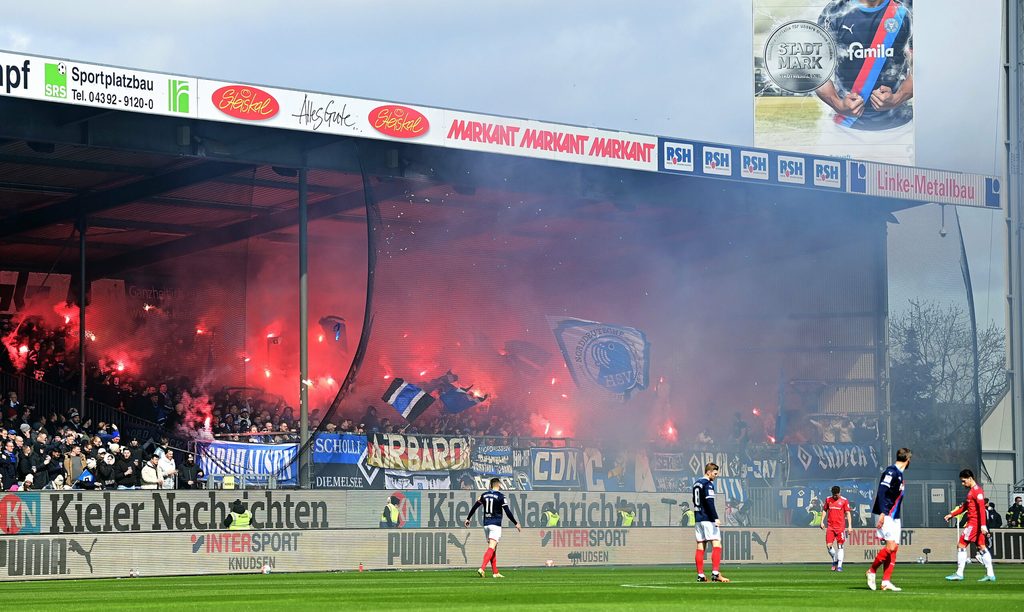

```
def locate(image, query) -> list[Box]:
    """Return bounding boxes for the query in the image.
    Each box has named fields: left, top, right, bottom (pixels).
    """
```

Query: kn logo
left=390, top=490, right=422, bottom=528
left=813, top=159, right=842, bottom=189
left=740, top=150, right=769, bottom=180
left=777, top=155, right=805, bottom=185
left=369, top=104, right=429, bottom=139
left=702, top=146, right=732, bottom=177
left=662, top=141, right=694, bottom=173
left=0, top=492, right=41, bottom=535
left=212, top=84, right=279, bottom=120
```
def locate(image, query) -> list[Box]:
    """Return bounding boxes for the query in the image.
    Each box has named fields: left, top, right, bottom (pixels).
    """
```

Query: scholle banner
left=754, top=0, right=915, bottom=166
left=197, top=441, right=297, bottom=486
left=311, top=433, right=368, bottom=464
left=0, top=527, right=969, bottom=581
left=787, top=444, right=879, bottom=480
left=530, top=448, right=582, bottom=490
left=366, top=434, right=470, bottom=471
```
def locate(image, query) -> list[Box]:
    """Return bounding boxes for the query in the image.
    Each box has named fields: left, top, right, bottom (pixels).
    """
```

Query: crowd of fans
left=0, top=390, right=202, bottom=490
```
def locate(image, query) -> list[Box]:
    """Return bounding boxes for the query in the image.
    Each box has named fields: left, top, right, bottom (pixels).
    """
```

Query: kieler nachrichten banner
left=754, top=0, right=915, bottom=166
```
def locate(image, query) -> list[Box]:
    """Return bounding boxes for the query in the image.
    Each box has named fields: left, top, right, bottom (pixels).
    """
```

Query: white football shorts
left=484, top=524, right=502, bottom=542
left=694, top=521, right=721, bottom=542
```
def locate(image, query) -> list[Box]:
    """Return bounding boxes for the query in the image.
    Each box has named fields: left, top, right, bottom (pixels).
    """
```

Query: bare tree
left=889, top=299, right=1006, bottom=464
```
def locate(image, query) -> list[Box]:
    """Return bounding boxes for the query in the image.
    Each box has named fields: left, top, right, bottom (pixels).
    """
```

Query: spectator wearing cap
left=21, top=472, right=35, bottom=490
left=177, top=452, right=203, bottom=489
left=141, top=454, right=162, bottom=489
left=127, top=437, right=142, bottom=463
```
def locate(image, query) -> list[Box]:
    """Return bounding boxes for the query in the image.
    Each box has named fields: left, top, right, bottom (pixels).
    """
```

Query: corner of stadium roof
left=0, top=48, right=1003, bottom=276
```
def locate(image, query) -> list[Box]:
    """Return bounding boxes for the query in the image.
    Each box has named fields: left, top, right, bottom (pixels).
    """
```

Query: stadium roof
left=0, top=49, right=1003, bottom=276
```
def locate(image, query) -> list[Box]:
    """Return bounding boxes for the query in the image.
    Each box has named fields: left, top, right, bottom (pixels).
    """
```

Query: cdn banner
left=753, top=0, right=915, bottom=166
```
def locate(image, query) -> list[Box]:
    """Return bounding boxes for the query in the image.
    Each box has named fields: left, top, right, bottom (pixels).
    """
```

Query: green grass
left=2, top=564, right=1024, bottom=611
left=754, top=96, right=824, bottom=148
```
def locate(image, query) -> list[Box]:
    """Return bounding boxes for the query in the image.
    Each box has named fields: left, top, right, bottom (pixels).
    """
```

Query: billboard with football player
left=754, top=0, right=914, bottom=166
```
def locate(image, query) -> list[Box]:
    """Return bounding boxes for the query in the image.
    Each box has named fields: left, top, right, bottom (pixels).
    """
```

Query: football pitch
left=3, top=564, right=1023, bottom=611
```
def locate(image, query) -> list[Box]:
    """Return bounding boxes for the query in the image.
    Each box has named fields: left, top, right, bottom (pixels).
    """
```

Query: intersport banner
left=366, top=434, right=471, bottom=471
left=0, top=528, right=970, bottom=581
left=754, top=0, right=915, bottom=166
left=197, top=440, right=297, bottom=486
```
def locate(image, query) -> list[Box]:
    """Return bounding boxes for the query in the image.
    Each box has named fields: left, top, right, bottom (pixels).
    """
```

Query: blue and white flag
left=548, top=316, right=650, bottom=400
left=382, top=378, right=435, bottom=422
left=439, top=386, right=482, bottom=414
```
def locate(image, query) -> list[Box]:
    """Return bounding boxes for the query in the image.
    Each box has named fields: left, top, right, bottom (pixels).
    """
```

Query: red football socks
left=695, top=549, right=705, bottom=574
left=490, top=549, right=498, bottom=574
left=882, top=549, right=897, bottom=581
left=870, top=548, right=888, bottom=572
left=711, top=547, right=722, bottom=572
left=481, top=548, right=494, bottom=570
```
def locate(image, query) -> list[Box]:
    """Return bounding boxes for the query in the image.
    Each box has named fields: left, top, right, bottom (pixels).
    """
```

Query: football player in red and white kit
left=943, top=469, right=996, bottom=582
left=821, top=485, right=853, bottom=571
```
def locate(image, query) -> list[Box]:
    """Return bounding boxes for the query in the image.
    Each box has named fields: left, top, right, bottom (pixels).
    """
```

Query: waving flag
left=548, top=316, right=650, bottom=400
left=439, top=386, right=483, bottom=414
left=381, top=378, right=434, bottom=422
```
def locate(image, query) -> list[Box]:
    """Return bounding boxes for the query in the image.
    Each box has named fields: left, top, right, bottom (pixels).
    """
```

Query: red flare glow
left=383, top=374, right=392, bottom=380
left=326, top=377, right=336, bottom=386
left=266, top=333, right=276, bottom=339
left=544, top=422, right=550, bottom=435
left=204, top=417, right=211, bottom=430
left=64, top=315, right=71, bottom=324
left=550, top=377, right=557, bottom=385
left=661, top=420, right=678, bottom=442
left=195, top=328, right=205, bottom=335
left=767, top=435, right=777, bottom=444
left=752, top=407, right=761, bottom=416
left=264, top=368, right=272, bottom=379
left=560, top=393, right=568, bottom=399
left=143, top=304, right=154, bottom=312
left=317, top=334, right=324, bottom=343
left=116, top=362, right=125, bottom=372
left=18, top=345, right=28, bottom=354
left=243, top=356, right=251, bottom=363
left=555, top=430, right=563, bottom=437
left=419, top=370, right=427, bottom=377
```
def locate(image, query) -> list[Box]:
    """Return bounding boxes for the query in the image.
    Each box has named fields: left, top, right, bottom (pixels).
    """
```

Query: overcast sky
left=1, top=0, right=1007, bottom=323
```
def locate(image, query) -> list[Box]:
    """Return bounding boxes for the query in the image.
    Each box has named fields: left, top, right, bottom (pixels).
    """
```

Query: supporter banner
left=197, top=441, right=297, bottom=486
left=581, top=448, right=655, bottom=492
left=385, top=470, right=452, bottom=491
left=753, top=0, right=915, bottom=166
left=788, top=443, right=879, bottom=480
left=312, top=463, right=384, bottom=490
left=471, top=445, right=513, bottom=477
left=530, top=448, right=582, bottom=490
left=0, top=526, right=968, bottom=580
left=456, top=471, right=533, bottom=491
left=651, top=452, right=690, bottom=493
left=311, top=433, right=367, bottom=464
left=366, top=434, right=470, bottom=471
